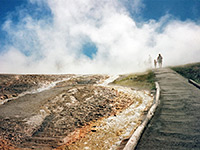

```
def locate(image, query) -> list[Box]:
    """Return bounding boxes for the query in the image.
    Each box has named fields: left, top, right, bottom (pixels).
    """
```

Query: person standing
left=154, top=59, right=157, bottom=68
left=148, top=55, right=152, bottom=68
left=157, top=54, right=163, bottom=68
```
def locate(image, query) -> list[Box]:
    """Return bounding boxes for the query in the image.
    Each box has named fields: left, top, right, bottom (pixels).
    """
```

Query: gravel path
left=136, top=68, right=200, bottom=150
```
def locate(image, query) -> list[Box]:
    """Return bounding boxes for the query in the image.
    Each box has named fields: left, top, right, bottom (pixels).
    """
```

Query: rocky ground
left=0, top=74, right=73, bottom=102
left=0, top=74, right=153, bottom=149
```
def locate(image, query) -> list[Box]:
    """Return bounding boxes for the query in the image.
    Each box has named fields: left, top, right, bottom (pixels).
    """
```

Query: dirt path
left=0, top=74, right=153, bottom=149
left=0, top=75, right=110, bottom=148
left=0, top=86, right=71, bottom=118
left=136, top=68, right=200, bottom=150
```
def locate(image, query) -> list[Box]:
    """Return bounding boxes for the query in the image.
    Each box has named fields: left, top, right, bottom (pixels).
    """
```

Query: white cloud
left=0, top=0, right=200, bottom=74
left=131, top=0, right=145, bottom=14
left=0, top=47, right=31, bottom=73
left=154, top=20, right=200, bottom=66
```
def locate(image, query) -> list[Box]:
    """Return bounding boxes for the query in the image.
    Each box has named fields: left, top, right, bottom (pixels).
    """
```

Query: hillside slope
left=171, top=62, right=200, bottom=83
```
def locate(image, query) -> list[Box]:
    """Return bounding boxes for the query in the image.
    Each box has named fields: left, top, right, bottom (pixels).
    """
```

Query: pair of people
left=154, top=54, right=163, bottom=68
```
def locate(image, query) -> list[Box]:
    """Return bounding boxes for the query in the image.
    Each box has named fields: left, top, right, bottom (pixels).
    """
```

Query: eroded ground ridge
left=0, top=74, right=153, bottom=149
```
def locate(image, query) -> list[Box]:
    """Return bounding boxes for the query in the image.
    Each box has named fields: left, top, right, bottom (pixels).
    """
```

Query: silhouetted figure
left=154, top=59, right=157, bottom=68
left=148, top=55, right=152, bottom=68
left=157, top=54, right=163, bottom=68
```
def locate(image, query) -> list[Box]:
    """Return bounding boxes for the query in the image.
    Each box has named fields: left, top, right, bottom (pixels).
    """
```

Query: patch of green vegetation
left=171, top=62, right=200, bottom=84
left=111, top=70, right=156, bottom=90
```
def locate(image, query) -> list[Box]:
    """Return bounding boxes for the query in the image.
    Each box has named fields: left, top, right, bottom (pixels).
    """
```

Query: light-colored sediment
left=0, top=76, right=73, bottom=105
left=0, top=74, right=154, bottom=149
left=65, top=76, right=154, bottom=150
left=123, top=82, right=160, bottom=150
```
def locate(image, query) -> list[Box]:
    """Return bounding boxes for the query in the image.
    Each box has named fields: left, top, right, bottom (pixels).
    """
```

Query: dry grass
left=111, top=70, right=156, bottom=91
left=171, top=62, right=200, bottom=84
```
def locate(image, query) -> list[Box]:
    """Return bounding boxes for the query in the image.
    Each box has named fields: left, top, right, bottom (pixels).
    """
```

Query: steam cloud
left=0, top=0, right=200, bottom=74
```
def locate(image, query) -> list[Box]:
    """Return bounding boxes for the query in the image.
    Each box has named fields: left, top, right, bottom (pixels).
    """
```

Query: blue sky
left=0, top=0, right=200, bottom=73
left=1, top=0, right=200, bottom=24
left=1, top=0, right=199, bottom=55
left=0, top=0, right=200, bottom=41
left=0, top=0, right=51, bottom=43
left=0, top=0, right=200, bottom=43
left=141, top=0, right=200, bottom=21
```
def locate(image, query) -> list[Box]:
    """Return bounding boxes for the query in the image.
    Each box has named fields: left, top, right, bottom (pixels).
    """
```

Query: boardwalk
left=136, top=68, right=200, bottom=150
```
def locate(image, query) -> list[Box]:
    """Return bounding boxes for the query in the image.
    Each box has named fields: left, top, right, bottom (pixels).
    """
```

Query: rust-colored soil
left=0, top=74, right=153, bottom=149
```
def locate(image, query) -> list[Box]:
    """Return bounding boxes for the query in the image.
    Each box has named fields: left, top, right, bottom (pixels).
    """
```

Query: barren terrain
left=0, top=74, right=153, bottom=149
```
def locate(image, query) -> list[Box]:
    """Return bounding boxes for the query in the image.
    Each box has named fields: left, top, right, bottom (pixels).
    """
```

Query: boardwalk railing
left=188, top=79, right=200, bottom=89
left=123, top=82, right=160, bottom=150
